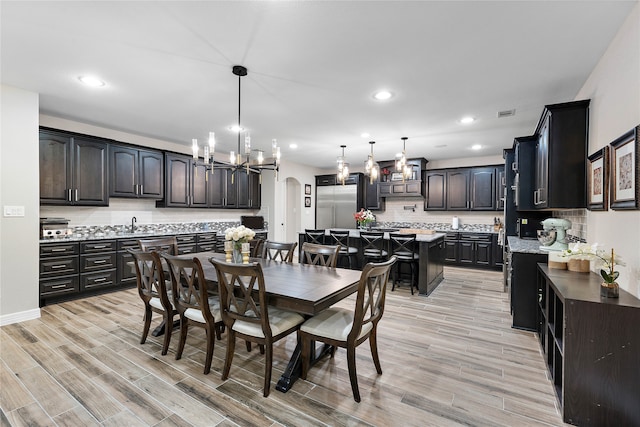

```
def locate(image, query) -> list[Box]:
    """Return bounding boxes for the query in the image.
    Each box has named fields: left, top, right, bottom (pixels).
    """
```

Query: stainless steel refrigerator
left=316, top=184, right=358, bottom=229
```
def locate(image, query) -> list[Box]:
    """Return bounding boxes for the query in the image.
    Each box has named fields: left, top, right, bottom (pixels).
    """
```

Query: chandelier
left=364, top=140, right=380, bottom=184
left=336, top=145, right=350, bottom=184
left=396, top=136, right=412, bottom=181
left=191, top=65, right=281, bottom=183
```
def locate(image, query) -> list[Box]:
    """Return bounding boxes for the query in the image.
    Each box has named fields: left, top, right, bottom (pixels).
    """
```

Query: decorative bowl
left=537, top=229, right=557, bottom=246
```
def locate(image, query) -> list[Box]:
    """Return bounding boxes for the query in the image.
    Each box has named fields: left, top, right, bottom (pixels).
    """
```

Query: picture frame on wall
left=587, top=146, right=609, bottom=211
left=610, top=126, right=639, bottom=210
left=304, top=184, right=311, bottom=195
left=304, top=196, right=311, bottom=207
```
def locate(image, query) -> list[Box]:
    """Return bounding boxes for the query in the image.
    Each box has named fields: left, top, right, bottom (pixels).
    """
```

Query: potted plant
left=562, top=243, right=625, bottom=298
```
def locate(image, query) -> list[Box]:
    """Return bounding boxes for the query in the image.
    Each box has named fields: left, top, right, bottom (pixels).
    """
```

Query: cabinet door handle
left=93, top=277, right=107, bottom=282
left=51, top=284, right=68, bottom=289
left=93, top=260, right=107, bottom=264
left=139, top=185, right=143, bottom=195
left=51, top=248, right=67, bottom=252
left=92, top=245, right=106, bottom=249
left=51, top=265, right=67, bottom=269
left=67, top=189, right=72, bottom=202
left=75, top=189, right=78, bottom=202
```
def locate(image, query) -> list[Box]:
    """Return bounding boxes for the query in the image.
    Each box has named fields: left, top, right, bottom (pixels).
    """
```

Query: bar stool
left=328, top=230, right=359, bottom=269
left=304, top=229, right=326, bottom=245
left=388, top=233, right=419, bottom=295
left=359, top=231, right=388, bottom=264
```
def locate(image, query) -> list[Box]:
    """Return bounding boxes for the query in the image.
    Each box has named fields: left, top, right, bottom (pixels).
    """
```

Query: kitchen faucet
left=131, top=216, right=137, bottom=233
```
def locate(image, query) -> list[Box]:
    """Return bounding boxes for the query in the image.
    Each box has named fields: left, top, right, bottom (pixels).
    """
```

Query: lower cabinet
left=79, top=240, right=116, bottom=292
left=443, top=232, right=498, bottom=269
left=40, top=242, right=80, bottom=303
left=537, top=265, right=640, bottom=426
left=510, top=251, right=548, bottom=330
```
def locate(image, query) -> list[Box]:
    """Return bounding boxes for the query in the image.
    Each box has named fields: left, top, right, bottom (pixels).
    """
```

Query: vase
left=232, top=246, right=243, bottom=264
left=601, top=281, right=619, bottom=298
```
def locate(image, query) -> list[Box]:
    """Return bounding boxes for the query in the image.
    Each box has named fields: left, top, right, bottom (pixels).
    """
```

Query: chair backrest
left=138, top=236, right=179, bottom=255
left=304, top=229, right=326, bottom=245
left=388, top=233, right=417, bottom=257
left=249, top=238, right=265, bottom=258
left=129, top=249, right=172, bottom=309
left=349, top=256, right=396, bottom=342
left=327, top=230, right=351, bottom=251
left=359, top=231, right=386, bottom=256
left=210, top=259, right=272, bottom=338
left=261, top=241, right=297, bottom=262
left=301, top=242, right=340, bottom=268
left=162, top=254, right=215, bottom=324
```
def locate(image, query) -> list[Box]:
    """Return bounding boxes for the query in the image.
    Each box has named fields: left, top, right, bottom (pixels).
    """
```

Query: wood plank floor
left=1, top=267, right=569, bottom=426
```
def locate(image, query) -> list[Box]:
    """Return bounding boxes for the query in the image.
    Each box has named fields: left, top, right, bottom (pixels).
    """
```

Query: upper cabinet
left=378, top=158, right=428, bottom=199
left=425, top=165, right=499, bottom=211
left=513, top=136, right=538, bottom=210
left=533, top=100, right=590, bottom=209
left=39, top=129, right=109, bottom=206
left=109, top=145, right=163, bottom=199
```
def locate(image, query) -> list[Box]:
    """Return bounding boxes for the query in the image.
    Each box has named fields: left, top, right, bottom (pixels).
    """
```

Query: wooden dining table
left=185, top=251, right=363, bottom=392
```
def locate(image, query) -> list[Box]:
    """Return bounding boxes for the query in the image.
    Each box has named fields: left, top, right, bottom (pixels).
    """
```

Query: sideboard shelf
left=536, top=264, right=640, bottom=426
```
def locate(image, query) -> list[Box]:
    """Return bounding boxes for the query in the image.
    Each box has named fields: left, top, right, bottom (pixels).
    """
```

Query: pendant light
left=337, top=145, right=350, bottom=185
left=396, top=136, right=412, bottom=182
left=364, top=141, right=380, bottom=184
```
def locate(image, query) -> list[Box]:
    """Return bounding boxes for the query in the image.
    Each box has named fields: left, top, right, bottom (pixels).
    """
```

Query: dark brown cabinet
left=39, top=242, right=80, bottom=304
left=39, top=129, right=109, bottom=206
left=537, top=265, right=640, bottom=426
left=533, top=100, right=590, bottom=209
left=109, top=145, right=163, bottom=199
left=365, top=178, right=384, bottom=210
left=458, top=233, right=492, bottom=266
left=496, top=166, right=505, bottom=211
left=513, top=136, right=538, bottom=210
left=237, top=170, right=261, bottom=209
left=79, top=240, right=116, bottom=292
left=377, top=158, right=427, bottom=199
left=424, top=171, right=446, bottom=210
left=447, top=169, right=470, bottom=210
left=470, top=167, right=496, bottom=210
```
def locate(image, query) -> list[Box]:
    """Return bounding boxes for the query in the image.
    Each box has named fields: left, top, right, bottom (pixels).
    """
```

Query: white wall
left=0, top=85, right=41, bottom=324
left=576, top=3, right=640, bottom=297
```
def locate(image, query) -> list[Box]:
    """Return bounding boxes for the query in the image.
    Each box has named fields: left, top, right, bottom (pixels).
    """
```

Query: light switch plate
left=3, top=206, right=25, bottom=217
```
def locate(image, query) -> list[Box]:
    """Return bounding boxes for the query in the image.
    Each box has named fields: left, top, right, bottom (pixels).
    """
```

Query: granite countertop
left=507, top=236, right=548, bottom=254
left=300, top=229, right=446, bottom=243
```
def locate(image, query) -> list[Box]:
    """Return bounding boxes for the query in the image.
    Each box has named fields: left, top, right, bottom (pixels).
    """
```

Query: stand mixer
left=537, top=218, right=572, bottom=251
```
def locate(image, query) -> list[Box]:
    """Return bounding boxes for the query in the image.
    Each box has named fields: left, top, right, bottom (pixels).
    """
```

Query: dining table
left=181, top=251, right=364, bottom=392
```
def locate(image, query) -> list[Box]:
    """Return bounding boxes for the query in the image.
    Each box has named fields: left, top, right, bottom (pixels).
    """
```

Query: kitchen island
left=298, top=229, right=446, bottom=296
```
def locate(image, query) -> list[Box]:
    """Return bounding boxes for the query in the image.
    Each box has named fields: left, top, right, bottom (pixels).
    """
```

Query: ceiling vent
left=497, top=109, right=516, bottom=118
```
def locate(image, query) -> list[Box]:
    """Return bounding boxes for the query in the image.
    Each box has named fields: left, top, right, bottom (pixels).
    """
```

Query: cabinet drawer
left=81, top=269, right=117, bottom=291
left=444, top=232, right=459, bottom=240
left=197, top=243, right=216, bottom=252
left=459, top=233, right=492, bottom=241
left=178, top=244, right=197, bottom=255
left=40, top=256, right=79, bottom=277
left=117, top=238, right=141, bottom=251
left=40, top=243, right=79, bottom=257
left=40, top=276, right=79, bottom=297
left=81, top=240, right=116, bottom=253
left=176, top=234, right=196, bottom=244
left=80, top=253, right=116, bottom=272
left=197, top=233, right=217, bottom=243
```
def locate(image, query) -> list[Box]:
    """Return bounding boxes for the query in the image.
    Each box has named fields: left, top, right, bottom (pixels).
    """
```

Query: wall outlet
left=3, top=206, right=25, bottom=217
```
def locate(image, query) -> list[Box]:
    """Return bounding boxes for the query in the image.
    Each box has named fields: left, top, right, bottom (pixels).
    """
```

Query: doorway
left=285, top=177, right=301, bottom=245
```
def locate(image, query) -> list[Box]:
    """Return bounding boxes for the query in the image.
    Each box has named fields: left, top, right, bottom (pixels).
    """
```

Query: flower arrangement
left=354, top=208, right=375, bottom=228
left=224, top=225, right=255, bottom=250
left=561, top=243, right=625, bottom=297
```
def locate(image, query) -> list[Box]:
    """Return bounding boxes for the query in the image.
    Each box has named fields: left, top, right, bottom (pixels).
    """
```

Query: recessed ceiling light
left=289, top=143, right=298, bottom=149
left=471, top=144, right=482, bottom=150
left=460, top=116, right=475, bottom=124
left=373, top=90, right=393, bottom=101
left=361, top=132, right=370, bottom=138
left=228, top=125, right=244, bottom=133
left=78, top=75, right=105, bottom=87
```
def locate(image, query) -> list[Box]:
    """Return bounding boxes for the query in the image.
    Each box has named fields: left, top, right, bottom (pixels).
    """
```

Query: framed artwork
left=304, top=196, right=311, bottom=207
left=610, top=126, right=639, bottom=210
left=587, top=146, right=608, bottom=211
left=304, top=184, right=312, bottom=195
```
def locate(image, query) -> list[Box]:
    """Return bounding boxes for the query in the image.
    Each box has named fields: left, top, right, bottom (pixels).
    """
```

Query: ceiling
left=1, top=1, right=636, bottom=169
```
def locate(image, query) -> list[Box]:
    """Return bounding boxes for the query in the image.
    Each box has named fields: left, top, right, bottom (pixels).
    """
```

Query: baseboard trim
left=0, top=308, right=41, bottom=326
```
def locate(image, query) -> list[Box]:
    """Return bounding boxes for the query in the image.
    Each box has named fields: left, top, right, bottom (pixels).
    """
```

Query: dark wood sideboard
left=536, top=264, right=640, bottom=426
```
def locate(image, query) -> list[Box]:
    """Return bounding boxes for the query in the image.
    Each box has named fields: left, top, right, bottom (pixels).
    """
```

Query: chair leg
left=161, top=313, right=173, bottom=355
left=391, top=264, right=397, bottom=291
left=222, top=330, right=236, bottom=381
left=141, top=305, right=152, bottom=344
left=263, top=342, right=273, bottom=397
left=346, top=346, right=361, bottom=403
left=175, top=317, right=188, bottom=360
left=369, top=327, right=382, bottom=374
left=203, top=324, right=215, bottom=375
left=300, top=332, right=310, bottom=380
left=410, top=263, right=415, bottom=295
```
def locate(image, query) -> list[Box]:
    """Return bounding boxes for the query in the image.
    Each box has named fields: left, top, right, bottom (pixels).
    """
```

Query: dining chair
left=359, top=231, right=388, bottom=264
left=210, top=259, right=305, bottom=397
left=261, top=240, right=297, bottom=262
left=300, top=242, right=340, bottom=268
left=129, top=249, right=177, bottom=355
left=162, top=254, right=224, bottom=374
left=304, top=229, right=326, bottom=245
left=327, top=230, right=359, bottom=269
left=250, top=238, right=265, bottom=258
left=138, top=236, right=179, bottom=255
left=388, top=233, right=419, bottom=295
left=299, top=256, right=396, bottom=402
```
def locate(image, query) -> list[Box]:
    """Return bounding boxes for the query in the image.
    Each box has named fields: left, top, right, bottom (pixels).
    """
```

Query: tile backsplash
left=552, top=209, right=587, bottom=242
left=374, top=199, right=503, bottom=227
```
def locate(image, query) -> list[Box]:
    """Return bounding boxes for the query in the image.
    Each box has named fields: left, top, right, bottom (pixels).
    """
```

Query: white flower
left=224, top=225, right=256, bottom=242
